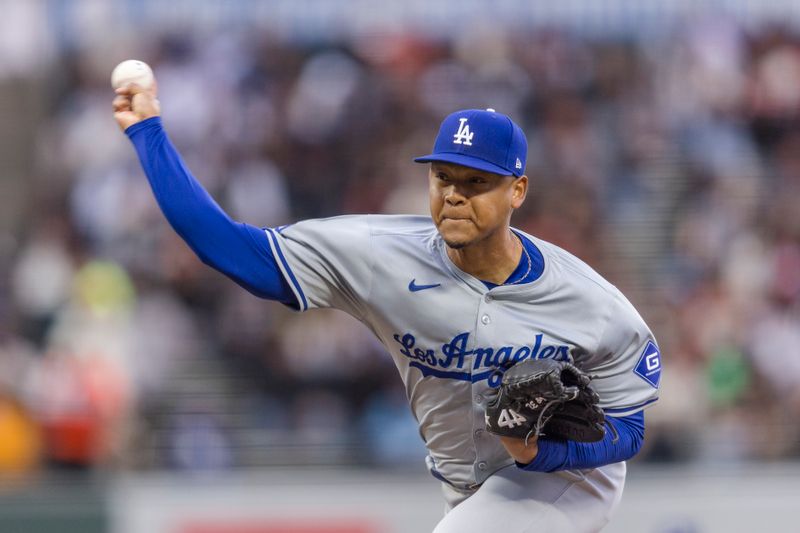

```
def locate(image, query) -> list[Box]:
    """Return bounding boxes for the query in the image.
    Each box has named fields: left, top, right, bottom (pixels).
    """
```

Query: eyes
left=435, top=172, right=489, bottom=185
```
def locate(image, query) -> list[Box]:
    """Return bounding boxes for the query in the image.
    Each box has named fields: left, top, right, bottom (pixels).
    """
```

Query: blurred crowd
left=2, top=16, right=800, bottom=476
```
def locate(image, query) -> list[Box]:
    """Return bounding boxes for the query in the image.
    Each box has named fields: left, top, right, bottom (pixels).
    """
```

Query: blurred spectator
left=0, top=393, right=41, bottom=477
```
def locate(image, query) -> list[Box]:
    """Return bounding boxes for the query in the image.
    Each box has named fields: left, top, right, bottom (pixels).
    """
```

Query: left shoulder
left=516, top=229, right=620, bottom=298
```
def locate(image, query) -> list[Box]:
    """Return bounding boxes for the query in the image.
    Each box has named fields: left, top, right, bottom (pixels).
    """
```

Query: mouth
left=440, top=217, right=472, bottom=226
left=441, top=214, right=471, bottom=222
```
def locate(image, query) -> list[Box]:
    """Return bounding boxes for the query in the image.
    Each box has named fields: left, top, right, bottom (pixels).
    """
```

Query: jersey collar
left=434, top=228, right=549, bottom=297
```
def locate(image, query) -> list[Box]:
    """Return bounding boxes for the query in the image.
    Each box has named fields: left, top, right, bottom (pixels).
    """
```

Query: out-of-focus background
left=2, top=1, right=800, bottom=531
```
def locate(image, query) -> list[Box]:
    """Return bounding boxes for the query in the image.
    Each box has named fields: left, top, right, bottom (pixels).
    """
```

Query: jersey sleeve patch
left=633, top=340, right=661, bottom=388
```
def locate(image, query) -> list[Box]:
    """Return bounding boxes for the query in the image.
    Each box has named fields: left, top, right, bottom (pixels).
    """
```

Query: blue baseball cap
left=414, top=108, right=528, bottom=177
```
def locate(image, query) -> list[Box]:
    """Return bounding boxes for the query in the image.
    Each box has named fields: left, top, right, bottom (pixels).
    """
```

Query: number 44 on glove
left=485, top=359, right=611, bottom=444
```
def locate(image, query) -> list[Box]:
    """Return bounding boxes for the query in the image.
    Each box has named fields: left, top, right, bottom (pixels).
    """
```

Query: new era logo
left=634, top=340, right=661, bottom=388
left=515, top=157, right=522, bottom=169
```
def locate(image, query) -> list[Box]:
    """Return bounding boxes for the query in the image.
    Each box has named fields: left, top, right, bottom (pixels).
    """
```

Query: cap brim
left=414, top=153, right=516, bottom=177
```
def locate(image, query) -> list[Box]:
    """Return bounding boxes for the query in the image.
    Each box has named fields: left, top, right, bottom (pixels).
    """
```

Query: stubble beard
left=440, top=227, right=479, bottom=250
left=437, top=224, right=474, bottom=250
left=443, top=238, right=468, bottom=250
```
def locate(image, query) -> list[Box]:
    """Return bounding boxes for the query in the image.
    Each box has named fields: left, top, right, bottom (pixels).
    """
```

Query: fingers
left=112, top=95, right=131, bottom=113
left=114, top=85, right=133, bottom=97
left=115, top=82, right=147, bottom=97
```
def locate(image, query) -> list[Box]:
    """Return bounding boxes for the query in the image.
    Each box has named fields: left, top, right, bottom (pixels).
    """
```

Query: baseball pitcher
left=113, top=79, right=661, bottom=532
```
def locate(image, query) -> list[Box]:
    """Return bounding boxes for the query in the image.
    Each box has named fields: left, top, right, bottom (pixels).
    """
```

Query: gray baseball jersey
left=264, top=214, right=660, bottom=491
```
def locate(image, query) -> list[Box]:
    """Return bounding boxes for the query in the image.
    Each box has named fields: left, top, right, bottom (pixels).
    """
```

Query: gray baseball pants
left=433, top=462, right=626, bottom=533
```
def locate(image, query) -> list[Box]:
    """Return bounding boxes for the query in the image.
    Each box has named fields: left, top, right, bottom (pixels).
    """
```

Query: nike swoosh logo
left=408, top=279, right=442, bottom=292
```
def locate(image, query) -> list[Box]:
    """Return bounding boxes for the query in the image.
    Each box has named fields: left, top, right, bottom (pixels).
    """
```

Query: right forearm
left=126, top=117, right=223, bottom=241
left=125, top=117, right=294, bottom=302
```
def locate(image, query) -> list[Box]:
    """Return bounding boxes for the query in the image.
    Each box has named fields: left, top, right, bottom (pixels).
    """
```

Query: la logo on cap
left=453, top=117, right=474, bottom=146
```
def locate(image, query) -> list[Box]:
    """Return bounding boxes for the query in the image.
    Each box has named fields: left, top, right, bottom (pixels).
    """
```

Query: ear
left=510, top=175, right=528, bottom=209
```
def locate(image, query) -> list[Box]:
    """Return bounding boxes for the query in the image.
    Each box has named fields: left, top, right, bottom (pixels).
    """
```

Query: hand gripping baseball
left=485, top=359, right=602, bottom=444
left=112, top=81, right=161, bottom=132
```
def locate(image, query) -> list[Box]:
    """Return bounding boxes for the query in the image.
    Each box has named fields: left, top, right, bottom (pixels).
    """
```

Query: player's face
left=429, top=163, right=527, bottom=249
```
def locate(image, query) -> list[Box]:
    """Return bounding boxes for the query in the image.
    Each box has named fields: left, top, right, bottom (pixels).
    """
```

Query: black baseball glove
left=485, top=359, right=608, bottom=444
left=546, top=376, right=609, bottom=443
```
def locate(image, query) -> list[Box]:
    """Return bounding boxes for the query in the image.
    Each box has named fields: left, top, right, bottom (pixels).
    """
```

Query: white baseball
left=110, top=59, right=154, bottom=90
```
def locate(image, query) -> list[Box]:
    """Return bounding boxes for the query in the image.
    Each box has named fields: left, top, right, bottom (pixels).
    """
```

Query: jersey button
left=484, top=294, right=493, bottom=303
left=474, top=429, right=484, bottom=438
left=474, top=395, right=484, bottom=403
left=481, top=314, right=491, bottom=325
left=477, top=461, right=488, bottom=470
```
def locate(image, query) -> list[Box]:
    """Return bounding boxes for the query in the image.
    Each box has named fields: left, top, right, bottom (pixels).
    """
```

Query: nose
left=443, top=184, right=466, bottom=206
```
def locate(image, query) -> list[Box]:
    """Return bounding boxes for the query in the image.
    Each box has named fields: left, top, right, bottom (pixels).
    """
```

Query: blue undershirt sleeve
left=519, top=411, right=645, bottom=472
left=125, top=117, right=294, bottom=304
